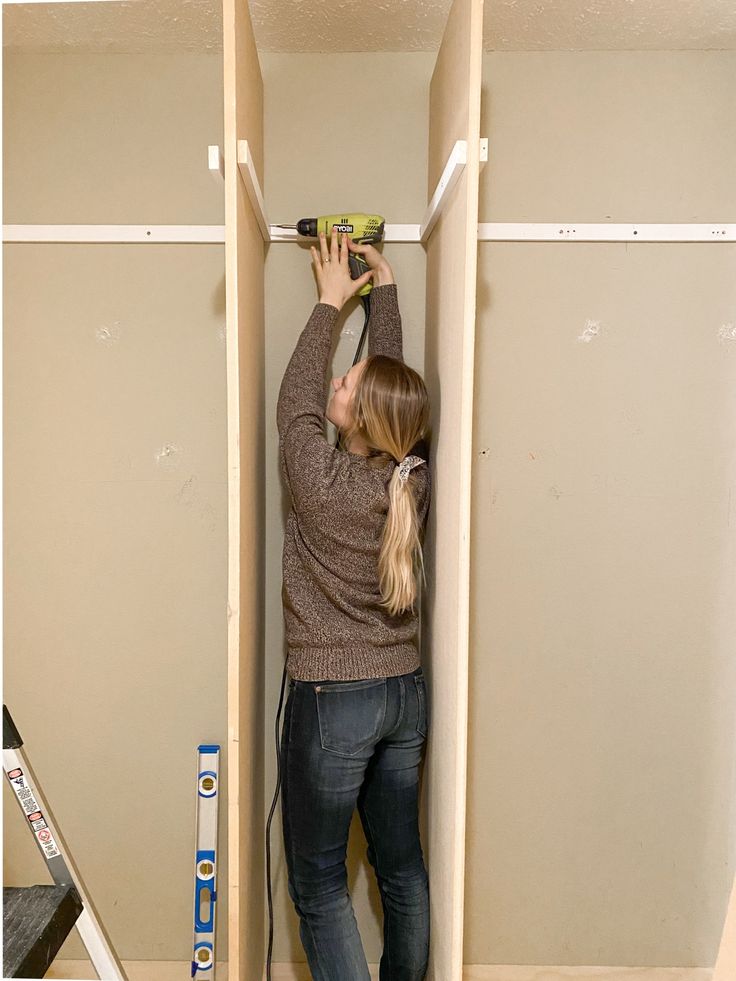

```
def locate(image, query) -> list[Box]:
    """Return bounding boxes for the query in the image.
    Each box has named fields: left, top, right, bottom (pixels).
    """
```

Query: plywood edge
left=223, top=0, right=266, bottom=976
left=425, top=0, right=484, bottom=979
left=713, top=871, right=736, bottom=980
left=453, top=0, right=484, bottom=976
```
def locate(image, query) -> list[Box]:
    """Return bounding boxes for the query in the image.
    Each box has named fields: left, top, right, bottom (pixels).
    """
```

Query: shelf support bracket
left=419, top=139, right=468, bottom=243
left=236, top=139, right=270, bottom=242
left=208, top=145, right=224, bottom=181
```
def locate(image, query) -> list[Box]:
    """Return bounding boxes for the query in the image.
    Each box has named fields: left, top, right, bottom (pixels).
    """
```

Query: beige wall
left=4, top=41, right=736, bottom=972
left=466, top=50, right=736, bottom=966
left=3, top=51, right=228, bottom=961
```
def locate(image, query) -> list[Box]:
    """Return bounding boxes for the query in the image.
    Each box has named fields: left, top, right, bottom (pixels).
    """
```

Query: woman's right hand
left=345, top=237, right=394, bottom=285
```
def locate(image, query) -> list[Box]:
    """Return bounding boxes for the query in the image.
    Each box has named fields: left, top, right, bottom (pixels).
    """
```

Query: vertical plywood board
left=423, top=0, right=483, bottom=978
left=713, top=873, right=736, bottom=978
left=223, top=0, right=266, bottom=977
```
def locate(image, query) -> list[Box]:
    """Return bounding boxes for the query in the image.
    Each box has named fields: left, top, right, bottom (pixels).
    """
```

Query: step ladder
left=3, top=703, right=128, bottom=980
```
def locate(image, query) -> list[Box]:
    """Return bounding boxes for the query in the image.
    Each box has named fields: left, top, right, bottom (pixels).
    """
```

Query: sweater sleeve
left=276, top=301, right=341, bottom=512
left=367, top=283, right=404, bottom=361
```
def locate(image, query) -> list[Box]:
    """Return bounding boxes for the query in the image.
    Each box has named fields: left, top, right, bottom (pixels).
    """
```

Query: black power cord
left=264, top=291, right=371, bottom=979
left=264, top=662, right=289, bottom=980
left=352, top=292, right=372, bottom=365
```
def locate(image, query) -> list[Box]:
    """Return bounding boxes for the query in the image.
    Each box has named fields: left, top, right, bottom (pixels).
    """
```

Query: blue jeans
left=280, top=665, right=430, bottom=980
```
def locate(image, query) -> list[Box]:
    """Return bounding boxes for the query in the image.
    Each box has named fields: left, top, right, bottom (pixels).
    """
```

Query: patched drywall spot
left=155, top=442, right=182, bottom=469
left=216, top=321, right=226, bottom=345
left=718, top=322, right=736, bottom=342
left=578, top=319, right=602, bottom=342
left=95, top=321, right=121, bottom=344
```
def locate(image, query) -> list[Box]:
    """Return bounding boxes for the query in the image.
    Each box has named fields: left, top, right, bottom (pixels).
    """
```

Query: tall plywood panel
left=423, top=0, right=484, bottom=978
left=714, top=874, right=736, bottom=980
left=223, top=0, right=266, bottom=976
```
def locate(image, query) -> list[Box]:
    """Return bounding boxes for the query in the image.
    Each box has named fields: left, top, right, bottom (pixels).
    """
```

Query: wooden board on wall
left=223, top=0, right=266, bottom=977
left=714, top=873, right=736, bottom=980
left=423, top=0, right=484, bottom=978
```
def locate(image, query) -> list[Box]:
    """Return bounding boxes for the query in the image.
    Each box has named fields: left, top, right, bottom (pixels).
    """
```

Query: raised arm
left=367, top=278, right=404, bottom=361
left=276, top=301, right=340, bottom=511
left=344, top=241, right=404, bottom=362
left=276, top=301, right=338, bottom=439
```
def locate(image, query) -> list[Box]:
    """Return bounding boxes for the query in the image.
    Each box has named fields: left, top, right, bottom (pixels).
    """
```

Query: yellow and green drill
left=277, top=213, right=385, bottom=300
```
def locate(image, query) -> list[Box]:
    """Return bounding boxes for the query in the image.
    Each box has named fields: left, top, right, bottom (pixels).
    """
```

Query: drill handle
left=348, top=253, right=374, bottom=298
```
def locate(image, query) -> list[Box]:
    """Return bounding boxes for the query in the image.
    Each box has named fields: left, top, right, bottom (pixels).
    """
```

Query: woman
left=276, top=227, right=431, bottom=980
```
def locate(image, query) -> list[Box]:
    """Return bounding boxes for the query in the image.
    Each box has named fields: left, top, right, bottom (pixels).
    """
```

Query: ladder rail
left=3, top=705, right=128, bottom=981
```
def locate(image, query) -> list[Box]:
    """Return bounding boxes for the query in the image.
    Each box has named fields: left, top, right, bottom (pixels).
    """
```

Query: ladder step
left=3, top=883, right=83, bottom=979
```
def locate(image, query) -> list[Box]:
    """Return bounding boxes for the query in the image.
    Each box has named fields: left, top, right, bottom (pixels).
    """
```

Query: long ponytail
left=341, top=355, right=430, bottom=616
left=379, top=462, right=427, bottom=616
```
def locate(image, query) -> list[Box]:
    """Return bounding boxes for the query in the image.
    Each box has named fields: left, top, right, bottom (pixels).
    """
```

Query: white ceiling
left=2, top=0, right=736, bottom=53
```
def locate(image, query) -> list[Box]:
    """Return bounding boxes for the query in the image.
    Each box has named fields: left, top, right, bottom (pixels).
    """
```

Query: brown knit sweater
left=276, top=283, right=431, bottom=681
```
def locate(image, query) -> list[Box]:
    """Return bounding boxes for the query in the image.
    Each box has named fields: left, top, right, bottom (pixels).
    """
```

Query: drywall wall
left=2, top=51, right=227, bottom=963
left=466, top=50, right=736, bottom=967
left=6, top=38, right=735, bottom=977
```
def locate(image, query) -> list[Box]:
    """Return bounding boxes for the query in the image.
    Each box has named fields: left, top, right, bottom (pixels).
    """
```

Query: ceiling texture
left=2, top=0, right=736, bottom=53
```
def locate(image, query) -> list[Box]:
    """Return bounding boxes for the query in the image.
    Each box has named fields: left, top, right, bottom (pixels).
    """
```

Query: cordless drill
left=277, top=213, right=385, bottom=298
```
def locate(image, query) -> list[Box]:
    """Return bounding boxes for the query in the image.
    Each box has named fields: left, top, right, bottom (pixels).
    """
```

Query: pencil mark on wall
left=718, top=322, right=736, bottom=341
left=177, top=475, right=195, bottom=498
left=95, top=321, right=121, bottom=344
left=175, top=473, right=217, bottom=534
left=549, top=485, right=563, bottom=500
left=578, top=319, right=601, bottom=343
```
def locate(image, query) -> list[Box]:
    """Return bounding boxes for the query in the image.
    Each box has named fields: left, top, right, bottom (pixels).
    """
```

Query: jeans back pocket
left=315, top=678, right=387, bottom=758
left=414, top=674, right=428, bottom=737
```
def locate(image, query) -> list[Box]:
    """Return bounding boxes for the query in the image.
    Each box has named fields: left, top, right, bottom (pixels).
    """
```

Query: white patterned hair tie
left=397, top=454, right=426, bottom=483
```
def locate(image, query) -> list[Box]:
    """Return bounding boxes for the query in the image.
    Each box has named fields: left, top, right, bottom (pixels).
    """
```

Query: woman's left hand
left=310, top=230, right=374, bottom=310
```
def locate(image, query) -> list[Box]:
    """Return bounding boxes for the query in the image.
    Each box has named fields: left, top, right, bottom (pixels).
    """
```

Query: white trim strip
left=478, top=223, right=735, bottom=242
left=6, top=222, right=732, bottom=246
left=3, top=225, right=226, bottom=243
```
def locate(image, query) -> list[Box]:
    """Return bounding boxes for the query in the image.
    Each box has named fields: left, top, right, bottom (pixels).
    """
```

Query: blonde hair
left=340, top=355, right=430, bottom=617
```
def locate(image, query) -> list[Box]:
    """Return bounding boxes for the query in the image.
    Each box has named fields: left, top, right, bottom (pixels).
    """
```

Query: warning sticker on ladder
left=7, top=768, right=40, bottom=816
left=34, top=825, right=61, bottom=859
left=6, top=768, right=60, bottom=858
